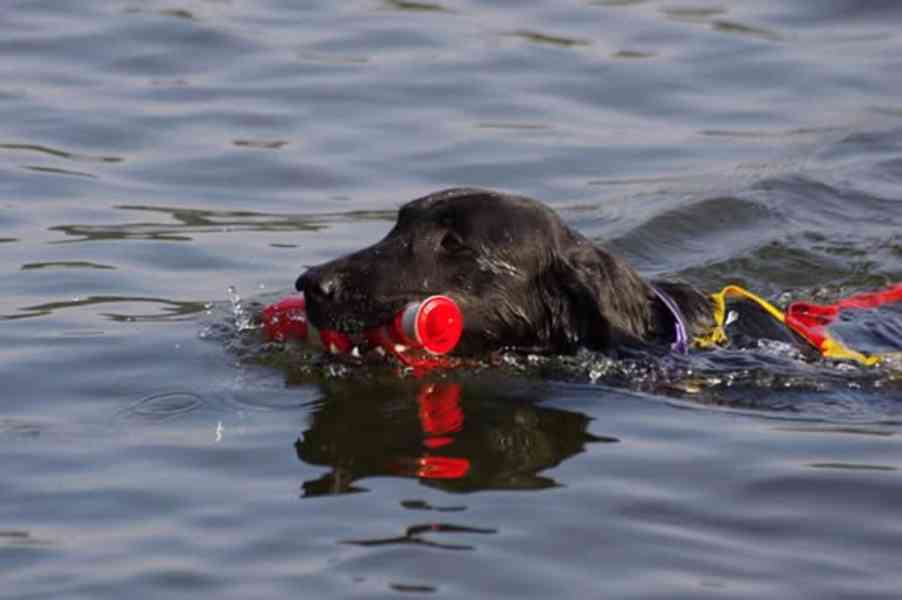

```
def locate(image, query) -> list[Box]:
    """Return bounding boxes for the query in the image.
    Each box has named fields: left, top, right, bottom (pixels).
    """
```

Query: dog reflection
left=295, top=381, right=616, bottom=496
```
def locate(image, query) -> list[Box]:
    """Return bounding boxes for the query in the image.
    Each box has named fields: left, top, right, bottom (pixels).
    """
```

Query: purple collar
left=652, top=286, right=689, bottom=354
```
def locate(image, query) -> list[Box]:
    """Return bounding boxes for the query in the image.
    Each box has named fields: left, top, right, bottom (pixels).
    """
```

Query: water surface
left=2, top=1, right=902, bottom=598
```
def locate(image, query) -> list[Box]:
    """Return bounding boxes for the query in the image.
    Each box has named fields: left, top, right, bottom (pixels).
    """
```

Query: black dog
left=297, top=188, right=801, bottom=356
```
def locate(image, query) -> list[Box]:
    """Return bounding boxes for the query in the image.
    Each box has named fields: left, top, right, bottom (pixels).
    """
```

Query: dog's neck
left=645, top=280, right=716, bottom=349
left=650, top=285, right=690, bottom=353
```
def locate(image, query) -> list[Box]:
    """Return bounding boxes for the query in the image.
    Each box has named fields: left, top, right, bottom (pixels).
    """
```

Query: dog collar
left=652, top=286, right=689, bottom=354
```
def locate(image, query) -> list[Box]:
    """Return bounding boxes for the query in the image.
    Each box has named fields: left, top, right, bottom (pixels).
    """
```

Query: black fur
left=296, top=188, right=755, bottom=356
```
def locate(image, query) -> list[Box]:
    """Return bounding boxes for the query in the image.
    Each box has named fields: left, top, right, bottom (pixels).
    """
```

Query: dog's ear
left=540, top=238, right=653, bottom=353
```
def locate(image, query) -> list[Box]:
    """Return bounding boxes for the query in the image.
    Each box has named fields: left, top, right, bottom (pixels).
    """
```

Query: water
left=3, top=1, right=902, bottom=597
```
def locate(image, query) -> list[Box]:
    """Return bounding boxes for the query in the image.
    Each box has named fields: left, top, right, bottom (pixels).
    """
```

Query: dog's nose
left=296, top=269, right=342, bottom=301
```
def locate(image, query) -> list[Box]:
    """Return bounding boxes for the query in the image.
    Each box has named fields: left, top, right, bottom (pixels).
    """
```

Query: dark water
left=3, top=1, right=902, bottom=598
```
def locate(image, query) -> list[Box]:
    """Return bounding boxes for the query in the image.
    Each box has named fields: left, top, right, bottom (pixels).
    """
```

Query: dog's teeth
left=394, top=344, right=408, bottom=353
left=350, top=346, right=361, bottom=358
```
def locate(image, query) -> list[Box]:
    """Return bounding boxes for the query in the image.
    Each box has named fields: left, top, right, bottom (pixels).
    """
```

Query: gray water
left=3, top=1, right=902, bottom=598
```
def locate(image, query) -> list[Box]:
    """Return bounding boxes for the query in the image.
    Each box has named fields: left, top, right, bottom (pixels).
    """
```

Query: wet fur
left=297, top=188, right=720, bottom=356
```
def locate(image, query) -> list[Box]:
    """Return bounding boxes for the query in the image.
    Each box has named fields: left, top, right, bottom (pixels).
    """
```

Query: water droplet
left=227, top=286, right=256, bottom=332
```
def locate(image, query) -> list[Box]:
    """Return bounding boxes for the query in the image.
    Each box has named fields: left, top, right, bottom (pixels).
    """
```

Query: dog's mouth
left=298, top=292, right=465, bottom=369
left=303, top=294, right=407, bottom=334
left=304, top=288, right=455, bottom=332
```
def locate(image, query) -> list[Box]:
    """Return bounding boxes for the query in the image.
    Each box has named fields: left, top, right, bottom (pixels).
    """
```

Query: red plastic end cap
left=412, top=295, right=463, bottom=355
left=261, top=295, right=309, bottom=342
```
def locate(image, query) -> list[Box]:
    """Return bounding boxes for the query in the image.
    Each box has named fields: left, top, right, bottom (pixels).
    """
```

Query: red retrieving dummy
left=260, top=294, right=464, bottom=357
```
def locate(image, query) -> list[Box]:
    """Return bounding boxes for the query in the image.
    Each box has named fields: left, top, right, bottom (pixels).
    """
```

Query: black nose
left=296, top=268, right=342, bottom=301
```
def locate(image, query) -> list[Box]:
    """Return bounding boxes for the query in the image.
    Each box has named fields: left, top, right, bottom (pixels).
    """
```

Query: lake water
left=3, top=1, right=902, bottom=598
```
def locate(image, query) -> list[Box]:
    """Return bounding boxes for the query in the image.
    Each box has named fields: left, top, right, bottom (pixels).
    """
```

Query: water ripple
left=47, top=205, right=396, bottom=243
left=0, top=142, right=124, bottom=163
left=342, top=522, right=497, bottom=551
left=115, top=391, right=206, bottom=424
left=5, top=295, right=209, bottom=321
left=5, top=1, right=902, bottom=598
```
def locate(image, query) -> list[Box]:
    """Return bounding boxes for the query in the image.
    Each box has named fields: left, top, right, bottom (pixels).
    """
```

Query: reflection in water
left=295, top=379, right=616, bottom=496
left=343, top=522, right=497, bottom=551
left=400, top=499, right=466, bottom=512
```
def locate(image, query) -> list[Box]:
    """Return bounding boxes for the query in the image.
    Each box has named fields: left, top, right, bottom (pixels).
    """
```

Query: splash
left=200, top=288, right=902, bottom=417
left=227, top=285, right=258, bottom=333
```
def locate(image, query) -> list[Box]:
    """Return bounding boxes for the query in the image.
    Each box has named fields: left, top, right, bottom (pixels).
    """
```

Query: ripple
left=660, top=7, right=728, bottom=23
left=0, top=418, right=45, bottom=439
left=774, top=425, right=898, bottom=437
left=122, top=6, right=198, bottom=21
left=115, top=391, right=206, bottom=424
left=342, top=522, right=497, bottom=551
left=592, top=0, right=649, bottom=6
left=390, top=583, right=438, bottom=594
left=24, top=165, right=96, bottom=178
left=383, top=0, right=452, bottom=12
left=0, top=529, right=53, bottom=547
left=209, top=285, right=902, bottom=419
left=6, top=3, right=902, bottom=598
left=712, top=20, right=783, bottom=42
left=4, top=295, right=209, bottom=321
left=0, top=142, right=123, bottom=163
left=401, top=499, right=467, bottom=512
left=475, top=122, right=551, bottom=131
left=508, top=30, right=591, bottom=48
left=21, top=261, right=115, bottom=271
left=611, top=50, right=657, bottom=60
left=232, top=139, right=289, bottom=150
left=609, top=195, right=778, bottom=275
left=47, top=205, right=396, bottom=243
left=700, top=126, right=842, bottom=140
left=808, top=462, right=897, bottom=472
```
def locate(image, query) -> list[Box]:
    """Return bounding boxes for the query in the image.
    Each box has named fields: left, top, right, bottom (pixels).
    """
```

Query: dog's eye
left=440, top=232, right=467, bottom=255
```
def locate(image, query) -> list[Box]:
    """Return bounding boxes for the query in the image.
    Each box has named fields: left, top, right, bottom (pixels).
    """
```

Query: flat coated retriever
left=296, top=188, right=801, bottom=357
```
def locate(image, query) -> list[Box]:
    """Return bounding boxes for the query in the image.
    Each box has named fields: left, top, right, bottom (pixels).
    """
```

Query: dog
left=296, top=188, right=806, bottom=357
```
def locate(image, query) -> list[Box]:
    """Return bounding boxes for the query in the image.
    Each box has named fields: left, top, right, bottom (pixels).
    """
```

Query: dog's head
left=296, top=188, right=658, bottom=354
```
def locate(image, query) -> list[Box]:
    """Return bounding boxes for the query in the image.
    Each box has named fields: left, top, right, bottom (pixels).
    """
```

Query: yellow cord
left=694, top=284, right=893, bottom=367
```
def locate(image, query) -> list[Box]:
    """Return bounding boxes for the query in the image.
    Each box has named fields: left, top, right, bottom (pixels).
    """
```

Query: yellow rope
left=694, top=285, right=786, bottom=348
left=694, top=284, right=893, bottom=367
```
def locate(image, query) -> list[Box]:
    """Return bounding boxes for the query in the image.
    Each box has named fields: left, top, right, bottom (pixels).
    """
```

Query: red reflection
left=417, top=383, right=464, bottom=437
left=412, top=383, right=469, bottom=480
left=415, top=456, right=470, bottom=480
